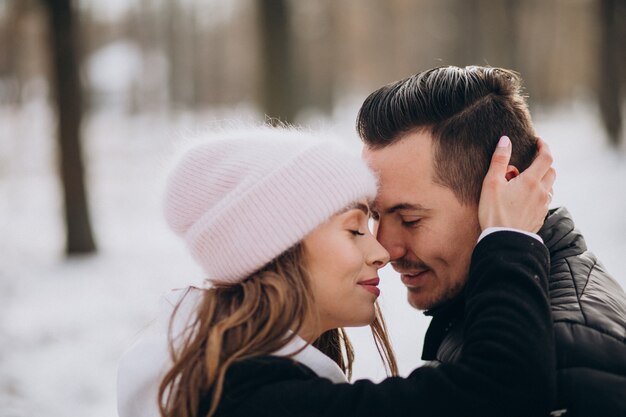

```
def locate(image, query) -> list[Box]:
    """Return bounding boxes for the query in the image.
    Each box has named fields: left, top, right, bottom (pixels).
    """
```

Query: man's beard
left=393, top=256, right=467, bottom=310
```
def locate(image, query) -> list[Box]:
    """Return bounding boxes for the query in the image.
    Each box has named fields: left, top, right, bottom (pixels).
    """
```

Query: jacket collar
left=272, top=334, right=348, bottom=383
left=538, top=207, right=586, bottom=262
left=421, top=294, right=466, bottom=360
left=423, top=292, right=466, bottom=318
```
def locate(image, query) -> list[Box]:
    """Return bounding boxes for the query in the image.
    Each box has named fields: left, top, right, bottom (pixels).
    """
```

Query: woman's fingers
left=484, top=136, right=513, bottom=185
left=524, top=138, right=553, bottom=179
left=478, top=136, right=556, bottom=232
left=541, top=166, right=557, bottom=190
left=542, top=168, right=557, bottom=208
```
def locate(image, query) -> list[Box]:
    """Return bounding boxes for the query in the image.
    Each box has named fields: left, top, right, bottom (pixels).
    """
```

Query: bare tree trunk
left=165, top=0, right=183, bottom=109
left=1, top=1, right=29, bottom=106
left=598, top=0, right=622, bottom=146
left=318, top=0, right=336, bottom=115
left=189, top=0, right=200, bottom=108
left=42, top=0, right=96, bottom=255
left=620, top=0, right=626, bottom=107
left=257, top=0, right=296, bottom=125
left=291, top=1, right=335, bottom=116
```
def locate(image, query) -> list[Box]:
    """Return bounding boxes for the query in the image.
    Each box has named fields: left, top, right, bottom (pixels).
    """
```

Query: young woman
left=117, top=127, right=556, bottom=417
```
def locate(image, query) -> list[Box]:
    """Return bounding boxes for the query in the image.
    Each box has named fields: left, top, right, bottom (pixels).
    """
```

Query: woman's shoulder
left=228, top=355, right=319, bottom=383
left=204, top=355, right=320, bottom=416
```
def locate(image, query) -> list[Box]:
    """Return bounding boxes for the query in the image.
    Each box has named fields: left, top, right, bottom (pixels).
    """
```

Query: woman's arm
left=223, top=231, right=554, bottom=417
left=214, top=136, right=557, bottom=416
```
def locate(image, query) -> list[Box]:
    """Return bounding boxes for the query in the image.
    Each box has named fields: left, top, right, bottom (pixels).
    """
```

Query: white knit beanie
left=163, top=127, right=378, bottom=284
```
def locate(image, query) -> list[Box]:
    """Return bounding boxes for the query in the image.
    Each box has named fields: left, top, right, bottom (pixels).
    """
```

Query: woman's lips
left=358, top=277, right=381, bottom=297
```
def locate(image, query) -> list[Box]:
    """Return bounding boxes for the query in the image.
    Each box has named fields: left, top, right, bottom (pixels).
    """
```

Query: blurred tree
left=453, top=0, right=520, bottom=70
left=0, top=1, right=25, bottom=105
left=454, top=0, right=483, bottom=65
left=257, top=0, right=296, bottom=125
left=165, top=0, right=199, bottom=111
left=41, top=0, right=96, bottom=254
left=204, top=21, right=225, bottom=106
left=189, top=0, right=203, bottom=109
left=291, top=0, right=335, bottom=116
left=480, top=0, right=520, bottom=70
left=165, top=0, right=184, bottom=109
left=314, top=0, right=335, bottom=115
left=598, top=0, right=623, bottom=146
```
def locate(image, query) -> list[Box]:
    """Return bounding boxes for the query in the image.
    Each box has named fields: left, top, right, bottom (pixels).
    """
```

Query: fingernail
left=497, top=136, right=510, bottom=148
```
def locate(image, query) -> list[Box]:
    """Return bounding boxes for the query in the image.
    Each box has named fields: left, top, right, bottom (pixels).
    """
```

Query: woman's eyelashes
left=345, top=210, right=369, bottom=236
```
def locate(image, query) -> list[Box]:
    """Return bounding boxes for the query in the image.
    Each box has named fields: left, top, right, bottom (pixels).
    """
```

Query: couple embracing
left=118, top=66, right=626, bottom=417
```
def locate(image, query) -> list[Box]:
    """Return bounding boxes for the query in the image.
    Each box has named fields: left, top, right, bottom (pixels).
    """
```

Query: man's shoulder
left=540, top=206, right=623, bottom=308
left=543, top=207, right=626, bottom=329
left=543, top=209, right=626, bottom=365
left=550, top=251, right=626, bottom=337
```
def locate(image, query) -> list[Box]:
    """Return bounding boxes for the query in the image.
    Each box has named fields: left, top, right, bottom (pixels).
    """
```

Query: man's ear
left=505, top=165, right=520, bottom=181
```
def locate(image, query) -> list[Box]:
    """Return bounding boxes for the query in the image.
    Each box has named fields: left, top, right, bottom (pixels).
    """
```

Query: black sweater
left=200, top=232, right=555, bottom=417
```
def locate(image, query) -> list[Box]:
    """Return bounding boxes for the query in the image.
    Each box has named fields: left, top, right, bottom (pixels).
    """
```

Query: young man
left=359, top=65, right=626, bottom=417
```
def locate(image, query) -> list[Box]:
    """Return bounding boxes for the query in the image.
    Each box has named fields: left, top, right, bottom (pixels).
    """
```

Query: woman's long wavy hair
left=158, top=243, right=398, bottom=417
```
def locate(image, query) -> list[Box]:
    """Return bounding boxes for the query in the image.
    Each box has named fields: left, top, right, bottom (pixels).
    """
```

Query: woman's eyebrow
left=343, top=202, right=370, bottom=216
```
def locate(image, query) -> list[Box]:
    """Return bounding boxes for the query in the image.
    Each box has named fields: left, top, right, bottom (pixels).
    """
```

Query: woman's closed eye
left=350, top=229, right=365, bottom=236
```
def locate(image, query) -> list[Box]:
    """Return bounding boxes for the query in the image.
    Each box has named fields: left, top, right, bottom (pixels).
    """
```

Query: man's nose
left=374, top=220, right=406, bottom=261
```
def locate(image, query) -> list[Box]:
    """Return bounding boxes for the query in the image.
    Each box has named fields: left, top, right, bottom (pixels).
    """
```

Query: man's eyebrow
left=384, top=203, right=430, bottom=214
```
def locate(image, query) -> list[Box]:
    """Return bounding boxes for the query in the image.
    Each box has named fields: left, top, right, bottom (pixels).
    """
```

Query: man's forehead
left=363, top=133, right=439, bottom=213
left=363, top=138, right=434, bottom=178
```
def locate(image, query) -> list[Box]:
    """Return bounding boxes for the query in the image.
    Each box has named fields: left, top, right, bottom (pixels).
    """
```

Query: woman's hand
left=478, top=136, right=556, bottom=233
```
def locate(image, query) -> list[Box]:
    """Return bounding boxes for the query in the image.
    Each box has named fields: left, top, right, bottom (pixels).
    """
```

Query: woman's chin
left=342, top=310, right=377, bottom=328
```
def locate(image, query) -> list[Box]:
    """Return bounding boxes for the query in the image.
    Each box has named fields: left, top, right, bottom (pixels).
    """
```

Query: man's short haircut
left=357, top=66, right=538, bottom=205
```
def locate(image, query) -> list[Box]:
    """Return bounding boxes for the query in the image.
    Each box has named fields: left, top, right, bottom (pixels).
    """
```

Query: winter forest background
left=1, top=0, right=625, bottom=416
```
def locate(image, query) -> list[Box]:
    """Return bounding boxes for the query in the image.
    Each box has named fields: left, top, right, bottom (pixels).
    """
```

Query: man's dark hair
left=357, top=66, right=537, bottom=205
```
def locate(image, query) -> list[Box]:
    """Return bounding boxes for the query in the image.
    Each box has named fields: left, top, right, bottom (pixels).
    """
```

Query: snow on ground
left=0, top=100, right=625, bottom=417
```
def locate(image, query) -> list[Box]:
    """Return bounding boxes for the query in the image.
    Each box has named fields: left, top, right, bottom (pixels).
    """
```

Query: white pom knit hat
left=163, top=127, right=378, bottom=284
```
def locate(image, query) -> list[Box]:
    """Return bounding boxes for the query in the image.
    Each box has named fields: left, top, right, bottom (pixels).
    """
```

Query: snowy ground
left=0, top=100, right=625, bottom=417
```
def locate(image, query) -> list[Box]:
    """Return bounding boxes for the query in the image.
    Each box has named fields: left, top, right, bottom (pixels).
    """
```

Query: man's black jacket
left=203, top=232, right=555, bottom=417
left=423, top=208, right=626, bottom=417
